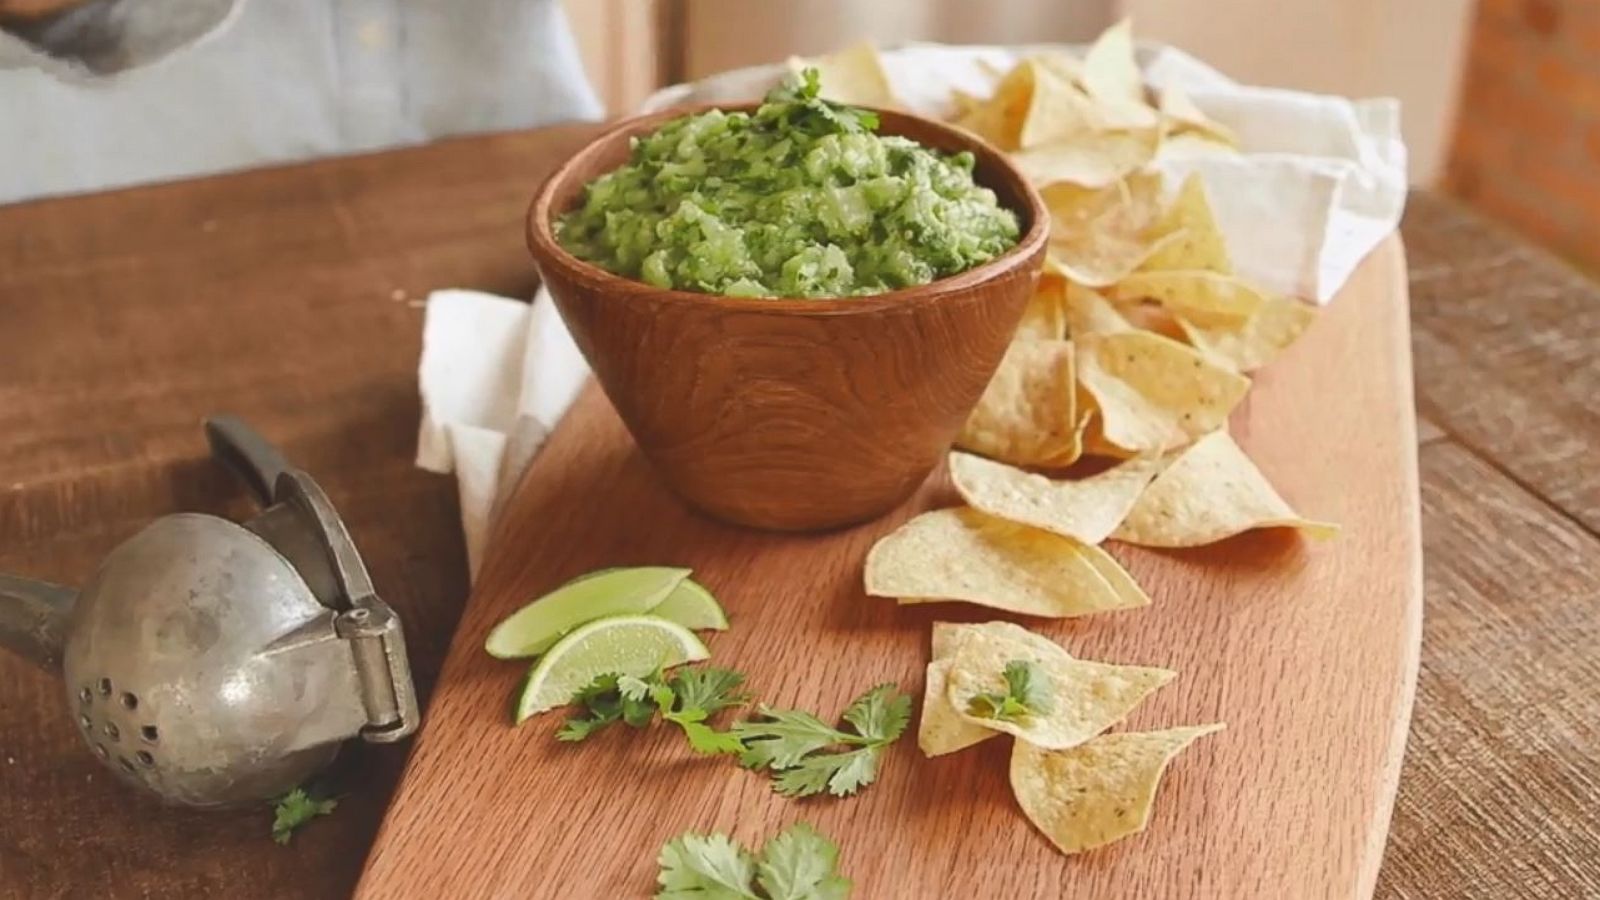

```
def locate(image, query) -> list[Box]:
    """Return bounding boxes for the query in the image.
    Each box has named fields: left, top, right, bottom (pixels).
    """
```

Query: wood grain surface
left=0, top=125, right=596, bottom=899
left=1374, top=195, right=1600, bottom=900
left=526, top=106, right=1048, bottom=530
left=356, top=236, right=1420, bottom=898
left=1, top=125, right=1597, bottom=900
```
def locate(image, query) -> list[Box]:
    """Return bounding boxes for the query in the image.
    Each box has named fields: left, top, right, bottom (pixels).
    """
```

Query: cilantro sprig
left=732, top=683, right=911, bottom=798
left=559, top=666, right=749, bottom=754
left=965, top=659, right=1054, bottom=724
left=757, top=68, right=880, bottom=137
left=657, top=822, right=850, bottom=900
left=558, top=667, right=908, bottom=799
left=270, top=787, right=337, bottom=845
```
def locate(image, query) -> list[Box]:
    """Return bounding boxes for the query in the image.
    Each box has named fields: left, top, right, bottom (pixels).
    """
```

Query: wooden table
left=0, top=128, right=1595, bottom=899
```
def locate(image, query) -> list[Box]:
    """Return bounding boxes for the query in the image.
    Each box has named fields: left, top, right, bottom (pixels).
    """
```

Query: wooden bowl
left=526, top=104, right=1048, bottom=531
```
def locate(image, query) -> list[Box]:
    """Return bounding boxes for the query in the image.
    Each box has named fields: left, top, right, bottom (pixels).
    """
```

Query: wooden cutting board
left=358, top=236, right=1420, bottom=899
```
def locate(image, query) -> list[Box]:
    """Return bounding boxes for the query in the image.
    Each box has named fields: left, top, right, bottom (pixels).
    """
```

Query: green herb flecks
left=965, top=659, right=1054, bottom=724
left=271, top=788, right=337, bottom=845
left=555, top=67, right=1019, bottom=299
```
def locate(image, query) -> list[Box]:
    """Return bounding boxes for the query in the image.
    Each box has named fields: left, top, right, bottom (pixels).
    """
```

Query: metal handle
left=276, top=470, right=419, bottom=741
left=208, top=415, right=420, bottom=742
left=204, top=414, right=291, bottom=507
left=0, top=573, right=76, bottom=672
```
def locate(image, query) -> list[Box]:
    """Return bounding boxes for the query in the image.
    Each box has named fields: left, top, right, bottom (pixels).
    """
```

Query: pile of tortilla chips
left=802, top=17, right=1340, bottom=858
left=923, top=621, right=1222, bottom=854
left=813, top=21, right=1334, bottom=622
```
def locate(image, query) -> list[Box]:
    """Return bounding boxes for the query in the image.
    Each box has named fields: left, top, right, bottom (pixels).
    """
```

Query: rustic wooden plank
left=1403, top=193, right=1600, bottom=535
left=357, top=239, right=1421, bottom=897
left=1377, top=440, right=1600, bottom=899
left=1415, top=417, right=1447, bottom=445
left=0, top=124, right=599, bottom=899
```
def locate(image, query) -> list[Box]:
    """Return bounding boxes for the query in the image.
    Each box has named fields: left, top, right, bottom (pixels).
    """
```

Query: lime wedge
left=514, top=614, right=710, bottom=722
left=649, top=577, right=729, bottom=631
left=484, top=566, right=691, bottom=659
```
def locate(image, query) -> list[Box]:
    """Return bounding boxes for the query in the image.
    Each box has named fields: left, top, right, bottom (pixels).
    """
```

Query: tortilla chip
left=1015, top=278, right=1069, bottom=341
left=950, top=451, right=1164, bottom=545
left=950, top=87, right=985, bottom=118
left=1176, top=293, right=1318, bottom=372
left=953, top=61, right=1036, bottom=150
left=1017, top=59, right=1104, bottom=149
left=921, top=622, right=1072, bottom=756
left=1063, top=283, right=1135, bottom=336
left=1010, top=725, right=1225, bottom=854
left=945, top=642, right=1175, bottom=749
left=1156, top=132, right=1240, bottom=161
left=1158, top=85, right=1238, bottom=147
left=1034, top=52, right=1085, bottom=85
left=1139, top=174, right=1233, bottom=274
left=790, top=43, right=896, bottom=108
left=1110, top=271, right=1267, bottom=327
left=1042, top=172, right=1168, bottom=287
left=1011, top=131, right=1161, bottom=189
left=932, top=620, right=1069, bottom=661
left=957, top=340, right=1079, bottom=466
left=1079, top=544, right=1151, bottom=611
left=1075, top=331, right=1250, bottom=454
left=1081, top=18, right=1144, bottom=107
left=866, top=508, right=1150, bottom=618
left=1112, top=431, right=1339, bottom=546
left=920, top=660, right=998, bottom=757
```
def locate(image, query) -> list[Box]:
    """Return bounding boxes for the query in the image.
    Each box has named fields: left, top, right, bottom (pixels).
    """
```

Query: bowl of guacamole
left=527, top=70, right=1047, bottom=531
left=552, top=71, right=1024, bottom=299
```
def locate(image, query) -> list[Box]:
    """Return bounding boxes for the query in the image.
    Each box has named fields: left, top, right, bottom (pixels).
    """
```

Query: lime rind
left=484, top=566, right=691, bottom=659
left=514, top=614, right=710, bottom=722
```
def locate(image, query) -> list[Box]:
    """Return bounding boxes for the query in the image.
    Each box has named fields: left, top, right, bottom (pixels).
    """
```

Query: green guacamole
left=554, top=70, right=1021, bottom=299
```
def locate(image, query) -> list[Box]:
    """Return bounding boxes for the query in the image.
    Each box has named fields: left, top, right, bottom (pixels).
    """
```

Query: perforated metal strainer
left=0, top=416, right=418, bottom=807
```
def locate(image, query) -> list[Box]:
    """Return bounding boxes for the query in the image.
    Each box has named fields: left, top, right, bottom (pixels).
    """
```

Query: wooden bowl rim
left=526, top=103, right=1049, bottom=316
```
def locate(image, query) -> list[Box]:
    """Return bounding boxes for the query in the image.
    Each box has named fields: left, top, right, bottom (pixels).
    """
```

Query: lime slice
left=484, top=566, right=691, bottom=659
left=514, top=615, right=710, bottom=722
left=649, top=577, right=729, bottom=631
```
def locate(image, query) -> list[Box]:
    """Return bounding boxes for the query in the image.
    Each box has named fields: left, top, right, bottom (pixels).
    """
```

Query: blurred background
left=2, top=0, right=1595, bottom=272
left=564, top=0, right=1597, bottom=272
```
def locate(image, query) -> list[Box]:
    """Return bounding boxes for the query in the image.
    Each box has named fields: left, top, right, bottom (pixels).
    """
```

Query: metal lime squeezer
left=0, top=416, right=419, bottom=807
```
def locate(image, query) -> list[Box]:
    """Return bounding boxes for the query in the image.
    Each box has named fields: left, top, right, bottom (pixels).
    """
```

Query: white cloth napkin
left=415, top=289, right=587, bottom=576
left=417, top=42, right=1408, bottom=575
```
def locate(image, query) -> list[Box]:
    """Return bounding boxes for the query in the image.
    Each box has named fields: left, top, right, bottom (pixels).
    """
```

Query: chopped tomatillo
left=555, top=69, right=1021, bottom=298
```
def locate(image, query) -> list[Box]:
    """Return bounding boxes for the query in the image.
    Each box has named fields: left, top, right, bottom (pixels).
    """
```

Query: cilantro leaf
left=669, top=667, right=750, bottom=717
left=966, top=660, right=1054, bottom=723
left=679, top=721, right=749, bottom=756
left=558, top=672, right=641, bottom=740
left=770, top=748, right=879, bottom=799
left=619, top=674, right=655, bottom=702
left=756, top=823, right=851, bottom=900
left=733, top=708, right=854, bottom=770
left=732, top=684, right=908, bottom=798
left=556, top=708, right=621, bottom=742
left=758, top=68, right=880, bottom=138
left=657, top=832, right=760, bottom=900
left=841, top=682, right=911, bottom=743
left=656, top=823, right=849, bottom=900
left=558, top=667, right=747, bottom=754
left=271, top=788, right=336, bottom=845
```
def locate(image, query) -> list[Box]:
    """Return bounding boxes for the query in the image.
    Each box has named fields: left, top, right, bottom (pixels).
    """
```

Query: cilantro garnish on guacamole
left=554, top=70, right=1021, bottom=299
